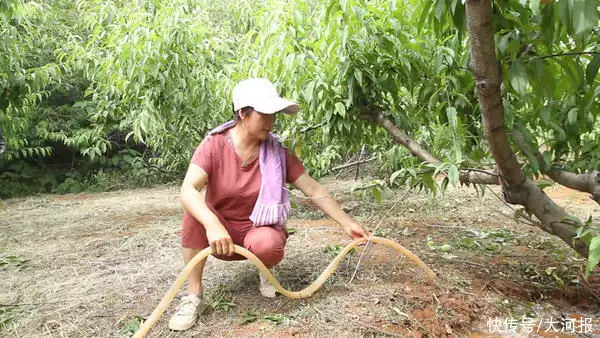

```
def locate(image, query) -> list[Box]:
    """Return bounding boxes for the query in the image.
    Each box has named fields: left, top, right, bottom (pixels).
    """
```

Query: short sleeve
left=191, top=136, right=215, bottom=176
left=285, top=148, right=305, bottom=183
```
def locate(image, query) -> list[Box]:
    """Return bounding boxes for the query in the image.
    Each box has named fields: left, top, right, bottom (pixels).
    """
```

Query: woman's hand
left=206, top=224, right=235, bottom=256
left=292, top=173, right=371, bottom=242
left=343, top=221, right=370, bottom=241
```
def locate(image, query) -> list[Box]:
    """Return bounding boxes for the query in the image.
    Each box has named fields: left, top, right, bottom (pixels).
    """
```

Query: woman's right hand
left=206, top=224, right=235, bottom=256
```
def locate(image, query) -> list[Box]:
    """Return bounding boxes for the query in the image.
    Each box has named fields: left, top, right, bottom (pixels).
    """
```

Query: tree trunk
left=465, top=0, right=590, bottom=257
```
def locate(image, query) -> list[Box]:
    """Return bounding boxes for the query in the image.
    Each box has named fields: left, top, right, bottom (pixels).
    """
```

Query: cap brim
left=253, top=97, right=300, bottom=115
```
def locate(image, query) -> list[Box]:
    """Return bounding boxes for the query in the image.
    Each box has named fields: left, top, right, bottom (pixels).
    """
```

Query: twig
left=334, top=153, right=357, bottom=180
left=423, top=224, right=470, bottom=230
left=347, top=317, right=405, bottom=337
left=530, top=51, right=600, bottom=60
left=0, top=303, right=39, bottom=307
left=487, top=283, right=505, bottom=297
left=330, top=156, right=377, bottom=172
left=354, top=145, right=366, bottom=181
left=350, top=183, right=381, bottom=192
left=477, top=281, right=491, bottom=295
left=579, top=273, right=600, bottom=303
left=422, top=253, right=487, bottom=267
left=397, top=310, right=434, bottom=337
left=461, top=168, right=499, bottom=177
left=450, top=259, right=487, bottom=268
left=300, top=121, right=327, bottom=133
left=481, top=184, right=515, bottom=212
left=480, top=185, right=540, bottom=227
left=283, top=186, right=336, bottom=200
left=312, top=306, right=331, bottom=324
left=348, top=188, right=413, bottom=284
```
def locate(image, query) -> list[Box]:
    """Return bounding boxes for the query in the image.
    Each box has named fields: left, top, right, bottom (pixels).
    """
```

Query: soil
left=1, top=178, right=599, bottom=337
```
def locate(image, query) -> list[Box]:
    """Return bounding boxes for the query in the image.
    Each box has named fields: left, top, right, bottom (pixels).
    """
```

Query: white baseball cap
left=232, top=78, right=300, bottom=115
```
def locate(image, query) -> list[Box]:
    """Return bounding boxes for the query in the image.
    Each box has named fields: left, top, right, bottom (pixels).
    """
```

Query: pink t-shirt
left=191, top=130, right=305, bottom=225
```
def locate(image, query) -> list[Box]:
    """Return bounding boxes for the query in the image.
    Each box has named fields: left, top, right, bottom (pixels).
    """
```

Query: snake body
left=134, top=236, right=438, bottom=337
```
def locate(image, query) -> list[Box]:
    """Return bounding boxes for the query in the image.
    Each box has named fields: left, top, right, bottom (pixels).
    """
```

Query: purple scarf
left=208, top=120, right=291, bottom=227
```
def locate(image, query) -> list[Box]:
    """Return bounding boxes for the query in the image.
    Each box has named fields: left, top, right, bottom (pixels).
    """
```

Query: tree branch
left=512, top=130, right=600, bottom=205
left=459, top=169, right=499, bottom=185
left=360, top=106, right=499, bottom=185
left=300, top=121, right=327, bottom=133
left=331, top=156, right=376, bottom=171
left=360, top=109, right=441, bottom=165
left=533, top=51, right=600, bottom=60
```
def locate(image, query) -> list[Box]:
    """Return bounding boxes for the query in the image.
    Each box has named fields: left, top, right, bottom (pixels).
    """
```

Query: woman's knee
left=244, top=227, right=286, bottom=267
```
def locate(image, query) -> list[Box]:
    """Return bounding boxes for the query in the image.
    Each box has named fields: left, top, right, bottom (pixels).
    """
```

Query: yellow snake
left=133, top=236, right=438, bottom=337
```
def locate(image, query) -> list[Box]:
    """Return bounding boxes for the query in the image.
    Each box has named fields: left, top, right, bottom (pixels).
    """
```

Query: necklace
left=229, top=129, right=259, bottom=168
left=240, top=146, right=259, bottom=168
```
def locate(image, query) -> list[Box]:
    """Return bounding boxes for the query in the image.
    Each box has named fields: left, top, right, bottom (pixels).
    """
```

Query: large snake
left=133, top=236, right=439, bottom=337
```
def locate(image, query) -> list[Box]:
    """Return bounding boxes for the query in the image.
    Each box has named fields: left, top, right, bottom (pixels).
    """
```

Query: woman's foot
left=259, top=271, right=277, bottom=298
left=168, top=294, right=202, bottom=331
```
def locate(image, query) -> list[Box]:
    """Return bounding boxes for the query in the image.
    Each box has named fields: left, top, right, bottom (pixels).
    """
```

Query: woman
left=169, top=78, right=369, bottom=331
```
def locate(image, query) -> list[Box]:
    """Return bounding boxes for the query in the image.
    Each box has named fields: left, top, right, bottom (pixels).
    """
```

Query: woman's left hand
left=344, top=222, right=370, bottom=241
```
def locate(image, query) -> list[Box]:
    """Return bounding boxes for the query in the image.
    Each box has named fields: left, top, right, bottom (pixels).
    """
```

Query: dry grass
left=1, top=179, right=599, bottom=337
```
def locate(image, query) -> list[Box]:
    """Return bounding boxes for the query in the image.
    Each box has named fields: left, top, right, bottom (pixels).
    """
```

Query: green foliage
left=119, top=316, right=143, bottom=336
left=572, top=215, right=600, bottom=278
left=206, top=286, right=236, bottom=313
left=351, top=180, right=386, bottom=203
left=263, top=314, right=284, bottom=325
left=0, top=253, right=30, bottom=271
left=323, top=244, right=355, bottom=258
left=1, top=0, right=598, bottom=276
left=0, top=147, right=170, bottom=198
left=239, top=310, right=260, bottom=325
left=0, top=306, right=18, bottom=330
left=239, top=311, right=287, bottom=325
left=451, top=228, right=517, bottom=253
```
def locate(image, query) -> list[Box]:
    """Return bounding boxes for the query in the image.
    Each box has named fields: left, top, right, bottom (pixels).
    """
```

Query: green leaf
left=542, top=151, right=552, bottom=169
left=535, top=181, right=553, bottom=190
left=371, top=186, right=382, bottom=204
left=585, top=215, right=593, bottom=226
left=509, top=62, right=528, bottom=95
left=529, top=0, right=541, bottom=15
left=497, top=33, right=511, bottom=54
left=567, top=107, right=578, bottom=126
left=334, top=102, right=346, bottom=117
left=557, top=0, right=572, bottom=30
left=441, top=176, right=449, bottom=192
left=239, top=311, right=259, bottom=325
left=586, top=55, right=600, bottom=85
left=422, top=173, right=436, bottom=194
left=448, top=164, right=459, bottom=187
left=446, top=106, right=457, bottom=128
left=263, top=314, right=283, bottom=324
left=584, top=236, right=600, bottom=279
left=572, top=0, right=598, bottom=41
left=390, top=169, right=403, bottom=185
left=434, top=0, right=446, bottom=21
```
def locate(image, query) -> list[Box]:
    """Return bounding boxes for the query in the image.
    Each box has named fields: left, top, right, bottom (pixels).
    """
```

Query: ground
left=1, top=177, right=599, bottom=337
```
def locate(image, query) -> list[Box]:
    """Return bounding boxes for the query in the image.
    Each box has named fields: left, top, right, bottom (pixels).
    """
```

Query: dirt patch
left=1, top=180, right=599, bottom=337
